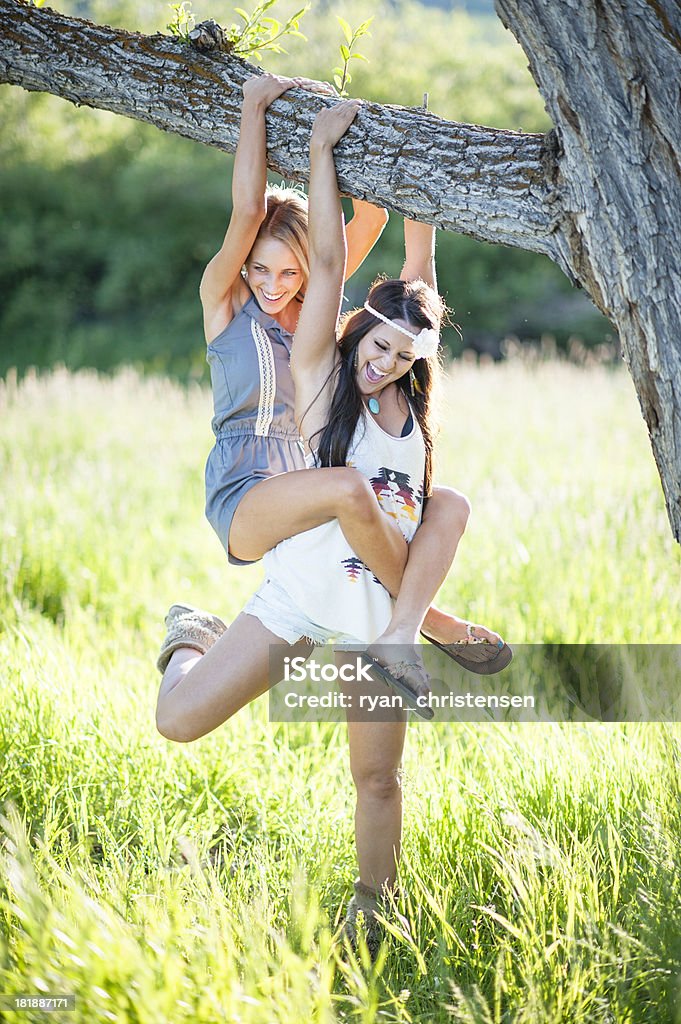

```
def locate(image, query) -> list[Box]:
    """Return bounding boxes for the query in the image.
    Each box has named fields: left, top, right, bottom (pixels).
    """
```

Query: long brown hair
left=315, top=278, right=445, bottom=497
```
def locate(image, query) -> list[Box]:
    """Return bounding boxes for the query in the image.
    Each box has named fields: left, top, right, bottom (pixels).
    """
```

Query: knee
left=336, top=468, right=377, bottom=518
left=353, top=767, right=403, bottom=802
left=429, top=486, right=471, bottom=533
left=155, top=705, right=196, bottom=744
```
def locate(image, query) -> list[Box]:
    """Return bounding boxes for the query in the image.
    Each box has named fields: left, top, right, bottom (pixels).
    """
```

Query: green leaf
left=336, top=15, right=352, bottom=44
left=234, top=7, right=249, bottom=20
left=340, top=44, right=350, bottom=61
left=354, top=18, right=373, bottom=40
left=332, top=66, right=343, bottom=76
left=333, top=74, right=343, bottom=89
left=350, top=52, right=368, bottom=61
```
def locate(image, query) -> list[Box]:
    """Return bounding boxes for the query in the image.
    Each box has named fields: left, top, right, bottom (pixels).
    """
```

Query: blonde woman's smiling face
left=245, top=236, right=304, bottom=314
left=355, top=320, right=417, bottom=397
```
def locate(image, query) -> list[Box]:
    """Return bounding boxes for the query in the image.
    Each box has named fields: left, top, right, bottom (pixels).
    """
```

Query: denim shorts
left=243, top=577, right=361, bottom=647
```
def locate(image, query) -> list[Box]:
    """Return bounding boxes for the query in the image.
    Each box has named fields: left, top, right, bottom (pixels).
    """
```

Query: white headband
left=363, top=303, right=439, bottom=359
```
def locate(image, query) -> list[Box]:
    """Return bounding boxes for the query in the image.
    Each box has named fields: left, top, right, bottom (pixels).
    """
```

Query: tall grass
left=1, top=363, right=680, bottom=1022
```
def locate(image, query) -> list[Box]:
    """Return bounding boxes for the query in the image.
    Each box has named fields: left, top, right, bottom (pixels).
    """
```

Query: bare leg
left=341, top=663, right=407, bottom=890
left=155, top=612, right=312, bottom=742
left=158, top=486, right=496, bottom=715
left=232, top=476, right=498, bottom=641
left=229, top=467, right=407, bottom=592
left=338, top=494, right=497, bottom=904
left=379, top=486, right=502, bottom=647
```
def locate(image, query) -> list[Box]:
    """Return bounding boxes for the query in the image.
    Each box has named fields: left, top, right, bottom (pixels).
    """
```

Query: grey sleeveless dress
left=204, top=295, right=306, bottom=565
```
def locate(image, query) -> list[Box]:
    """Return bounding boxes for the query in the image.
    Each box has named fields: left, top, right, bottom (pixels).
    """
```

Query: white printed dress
left=262, top=409, right=426, bottom=643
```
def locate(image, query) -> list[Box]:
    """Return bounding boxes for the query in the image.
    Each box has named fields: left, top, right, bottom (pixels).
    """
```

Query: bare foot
left=421, top=608, right=503, bottom=648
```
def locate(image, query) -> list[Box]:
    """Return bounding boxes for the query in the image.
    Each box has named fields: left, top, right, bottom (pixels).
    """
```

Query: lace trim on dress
left=251, top=319, right=276, bottom=437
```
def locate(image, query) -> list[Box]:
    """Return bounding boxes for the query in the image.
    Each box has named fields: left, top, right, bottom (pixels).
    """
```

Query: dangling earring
left=409, top=367, right=416, bottom=397
left=352, top=347, right=358, bottom=372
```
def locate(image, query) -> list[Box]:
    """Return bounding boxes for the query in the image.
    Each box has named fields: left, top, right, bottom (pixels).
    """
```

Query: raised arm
left=345, top=198, right=389, bottom=281
left=291, top=100, right=362, bottom=446
left=199, top=74, right=299, bottom=344
left=400, top=218, right=436, bottom=288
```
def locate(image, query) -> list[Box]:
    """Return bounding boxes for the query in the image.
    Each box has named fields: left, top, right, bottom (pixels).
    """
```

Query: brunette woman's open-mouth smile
left=365, top=361, right=388, bottom=385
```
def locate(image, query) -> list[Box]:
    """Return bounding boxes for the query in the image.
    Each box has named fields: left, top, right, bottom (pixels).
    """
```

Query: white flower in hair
left=412, top=328, right=439, bottom=359
left=363, top=302, right=440, bottom=360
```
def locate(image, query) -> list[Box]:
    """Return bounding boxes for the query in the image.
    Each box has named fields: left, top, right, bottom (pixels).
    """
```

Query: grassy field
left=1, top=362, right=680, bottom=1023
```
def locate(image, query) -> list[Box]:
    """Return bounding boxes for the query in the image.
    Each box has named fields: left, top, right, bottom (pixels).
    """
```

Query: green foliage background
left=0, top=0, right=612, bottom=380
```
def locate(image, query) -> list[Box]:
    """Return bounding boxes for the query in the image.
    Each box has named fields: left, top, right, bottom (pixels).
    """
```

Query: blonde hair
left=249, top=184, right=310, bottom=291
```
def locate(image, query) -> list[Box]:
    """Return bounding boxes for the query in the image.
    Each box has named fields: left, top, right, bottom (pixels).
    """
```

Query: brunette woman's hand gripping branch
left=290, top=100, right=362, bottom=448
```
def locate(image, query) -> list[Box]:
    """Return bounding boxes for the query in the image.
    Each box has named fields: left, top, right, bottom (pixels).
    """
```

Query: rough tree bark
left=0, top=0, right=680, bottom=540
left=495, top=0, right=681, bottom=546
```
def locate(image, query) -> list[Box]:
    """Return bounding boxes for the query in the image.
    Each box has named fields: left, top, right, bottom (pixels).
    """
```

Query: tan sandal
left=421, top=623, right=513, bottom=675
left=156, top=604, right=227, bottom=674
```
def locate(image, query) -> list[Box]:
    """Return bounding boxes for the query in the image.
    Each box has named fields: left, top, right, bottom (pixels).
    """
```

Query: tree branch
left=3, top=0, right=680, bottom=540
left=0, top=0, right=569, bottom=273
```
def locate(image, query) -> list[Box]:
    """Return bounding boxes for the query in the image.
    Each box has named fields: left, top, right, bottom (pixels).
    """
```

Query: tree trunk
left=495, top=0, right=681, bottom=542
left=1, top=0, right=680, bottom=539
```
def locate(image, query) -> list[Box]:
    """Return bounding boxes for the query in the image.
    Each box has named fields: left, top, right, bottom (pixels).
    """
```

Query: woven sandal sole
left=359, top=654, right=434, bottom=720
left=156, top=610, right=227, bottom=674
left=156, top=637, right=210, bottom=675
left=421, top=632, right=513, bottom=676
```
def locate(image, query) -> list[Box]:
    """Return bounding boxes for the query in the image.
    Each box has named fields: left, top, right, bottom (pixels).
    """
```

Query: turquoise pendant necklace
left=368, top=396, right=380, bottom=415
